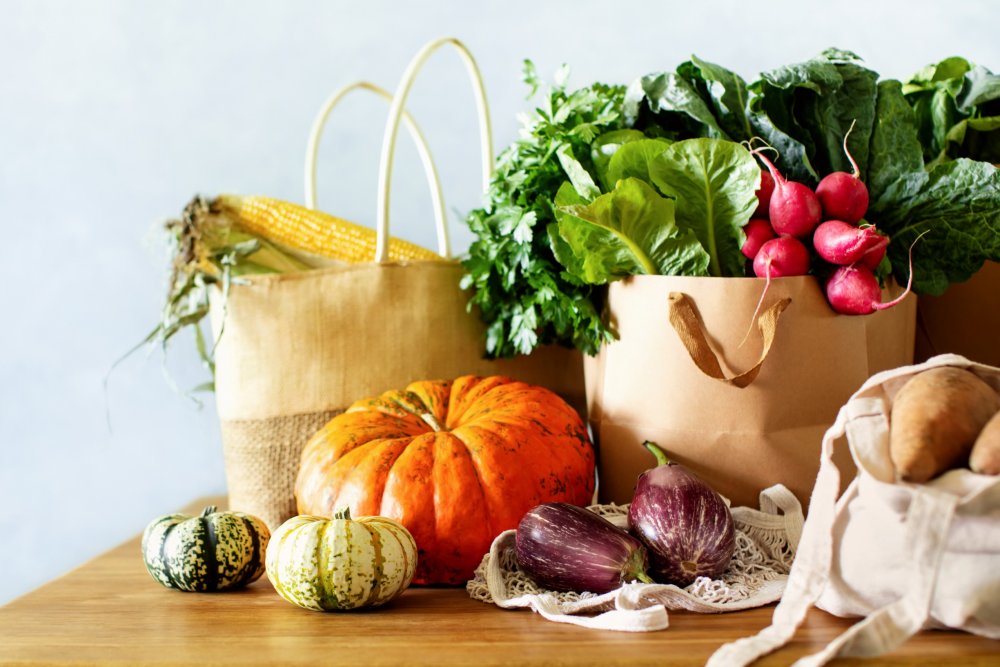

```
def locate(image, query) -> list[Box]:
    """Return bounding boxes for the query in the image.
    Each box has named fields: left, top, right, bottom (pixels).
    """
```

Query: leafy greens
left=462, top=51, right=1000, bottom=358
left=461, top=61, right=627, bottom=357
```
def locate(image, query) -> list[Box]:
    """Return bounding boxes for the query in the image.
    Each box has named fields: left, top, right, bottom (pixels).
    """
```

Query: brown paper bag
left=210, top=38, right=584, bottom=529
left=586, top=275, right=915, bottom=509
left=915, top=261, right=1000, bottom=367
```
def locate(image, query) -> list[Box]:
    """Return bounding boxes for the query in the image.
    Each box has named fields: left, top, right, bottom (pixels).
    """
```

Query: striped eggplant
left=628, top=442, right=736, bottom=586
left=141, top=505, right=270, bottom=592
left=515, top=503, right=653, bottom=593
left=265, top=509, right=417, bottom=612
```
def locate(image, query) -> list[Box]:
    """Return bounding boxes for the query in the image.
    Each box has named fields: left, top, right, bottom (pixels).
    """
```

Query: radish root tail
left=750, top=147, right=785, bottom=185
left=843, top=119, right=861, bottom=179
left=875, top=230, right=928, bottom=311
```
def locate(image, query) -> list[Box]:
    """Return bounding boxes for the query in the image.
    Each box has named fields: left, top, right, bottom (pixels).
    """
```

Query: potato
left=889, top=367, right=1000, bottom=482
left=971, top=410, right=1000, bottom=475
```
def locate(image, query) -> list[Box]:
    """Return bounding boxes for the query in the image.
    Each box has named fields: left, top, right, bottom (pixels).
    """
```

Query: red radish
left=825, top=230, right=923, bottom=315
left=812, top=220, right=888, bottom=266
left=815, top=121, right=869, bottom=224
left=860, top=242, right=886, bottom=270
left=754, top=170, right=775, bottom=218
left=753, top=237, right=811, bottom=279
left=825, top=264, right=908, bottom=315
left=741, top=236, right=811, bottom=345
left=753, top=150, right=822, bottom=238
left=742, top=218, right=777, bottom=259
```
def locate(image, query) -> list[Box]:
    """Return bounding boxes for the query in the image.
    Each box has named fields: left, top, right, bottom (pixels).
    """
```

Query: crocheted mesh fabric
left=467, top=501, right=796, bottom=615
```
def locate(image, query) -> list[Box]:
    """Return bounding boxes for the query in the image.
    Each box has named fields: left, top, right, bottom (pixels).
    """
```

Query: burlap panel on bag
left=209, top=262, right=588, bottom=532
left=219, top=409, right=342, bottom=530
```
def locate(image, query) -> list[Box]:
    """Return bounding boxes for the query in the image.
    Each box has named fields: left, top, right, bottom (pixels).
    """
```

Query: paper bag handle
left=303, top=80, right=449, bottom=257
left=667, top=292, right=790, bottom=388
left=376, top=37, right=494, bottom=262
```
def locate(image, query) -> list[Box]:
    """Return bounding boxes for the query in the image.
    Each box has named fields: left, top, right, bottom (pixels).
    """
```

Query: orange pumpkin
left=295, top=375, right=595, bottom=585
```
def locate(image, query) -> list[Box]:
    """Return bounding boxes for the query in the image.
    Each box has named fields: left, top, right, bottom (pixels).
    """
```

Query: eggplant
left=515, top=502, right=653, bottom=593
left=628, top=442, right=736, bottom=586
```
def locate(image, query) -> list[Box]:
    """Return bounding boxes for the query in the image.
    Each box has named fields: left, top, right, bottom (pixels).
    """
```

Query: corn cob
left=213, top=194, right=442, bottom=265
left=148, top=194, right=447, bottom=394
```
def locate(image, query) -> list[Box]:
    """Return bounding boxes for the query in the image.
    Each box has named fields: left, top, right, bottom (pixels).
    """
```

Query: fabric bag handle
left=708, top=400, right=960, bottom=666
left=706, top=406, right=851, bottom=666
left=667, top=292, right=791, bottom=388
left=303, top=80, right=449, bottom=257
left=376, top=37, right=494, bottom=262
left=789, top=489, right=958, bottom=666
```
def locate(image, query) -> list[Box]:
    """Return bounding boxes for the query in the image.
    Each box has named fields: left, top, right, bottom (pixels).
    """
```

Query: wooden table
left=1, top=498, right=996, bottom=666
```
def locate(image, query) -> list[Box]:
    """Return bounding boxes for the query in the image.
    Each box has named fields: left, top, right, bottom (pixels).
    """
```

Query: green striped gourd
left=141, top=506, right=270, bottom=592
left=266, top=509, right=417, bottom=611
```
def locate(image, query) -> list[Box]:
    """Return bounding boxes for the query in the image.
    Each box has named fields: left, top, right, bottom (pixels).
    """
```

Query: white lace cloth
left=466, top=485, right=804, bottom=632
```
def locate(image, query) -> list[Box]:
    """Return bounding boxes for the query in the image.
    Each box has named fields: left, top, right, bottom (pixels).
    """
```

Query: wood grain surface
left=0, top=497, right=996, bottom=666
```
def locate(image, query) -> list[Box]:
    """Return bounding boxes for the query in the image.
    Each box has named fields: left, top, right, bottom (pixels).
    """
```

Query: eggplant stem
left=642, top=441, right=671, bottom=467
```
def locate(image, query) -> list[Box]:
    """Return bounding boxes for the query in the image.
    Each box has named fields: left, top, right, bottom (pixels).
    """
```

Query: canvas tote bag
left=211, top=38, right=584, bottom=530
left=708, top=354, right=1000, bottom=666
left=586, top=275, right=916, bottom=509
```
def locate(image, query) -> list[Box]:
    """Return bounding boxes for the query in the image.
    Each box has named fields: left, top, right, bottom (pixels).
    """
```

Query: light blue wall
left=2, top=0, right=997, bottom=604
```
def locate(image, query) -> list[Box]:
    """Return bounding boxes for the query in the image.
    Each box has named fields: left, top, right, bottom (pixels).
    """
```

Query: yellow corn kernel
left=213, top=195, right=443, bottom=264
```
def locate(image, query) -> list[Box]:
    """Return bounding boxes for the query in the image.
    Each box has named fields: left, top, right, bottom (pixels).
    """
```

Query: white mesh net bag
left=466, top=485, right=804, bottom=631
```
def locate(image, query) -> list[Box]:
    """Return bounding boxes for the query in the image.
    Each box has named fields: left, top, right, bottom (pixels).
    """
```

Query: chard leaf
left=799, top=62, right=878, bottom=178
left=623, top=77, right=646, bottom=127
left=903, top=56, right=971, bottom=94
left=634, top=71, right=727, bottom=138
left=557, top=144, right=601, bottom=200
left=650, top=138, right=758, bottom=277
left=606, top=138, right=672, bottom=186
left=870, top=159, right=1000, bottom=295
left=751, top=50, right=878, bottom=183
left=590, top=128, right=646, bottom=191
left=932, top=116, right=1000, bottom=166
left=554, top=179, right=589, bottom=207
left=957, top=65, right=1000, bottom=111
left=820, top=48, right=865, bottom=63
left=688, top=55, right=754, bottom=140
left=904, top=57, right=975, bottom=161
left=554, top=177, right=708, bottom=283
left=868, top=80, right=925, bottom=206
left=747, top=102, right=817, bottom=183
left=548, top=182, right=591, bottom=279
left=761, top=57, right=842, bottom=95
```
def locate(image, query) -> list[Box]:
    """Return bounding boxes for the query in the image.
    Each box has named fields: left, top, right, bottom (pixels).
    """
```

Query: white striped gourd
left=266, top=509, right=417, bottom=611
left=141, top=505, right=270, bottom=592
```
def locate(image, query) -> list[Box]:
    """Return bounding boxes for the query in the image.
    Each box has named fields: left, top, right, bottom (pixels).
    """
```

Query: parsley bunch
left=461, top=62, right=626, bottom=357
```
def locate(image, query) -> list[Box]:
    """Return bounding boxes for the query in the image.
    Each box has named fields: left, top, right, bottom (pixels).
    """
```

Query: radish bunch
left=741, top=131, right=911, bottom=316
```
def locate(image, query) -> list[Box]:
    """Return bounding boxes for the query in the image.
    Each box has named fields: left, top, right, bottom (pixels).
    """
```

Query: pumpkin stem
left=201, top=506, right=217, bottom=517
left=642, top=441, right=672, bottom=467
left=333, top=507, right=352, bottom=521
left=420, top=412, right=445, bottom=432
